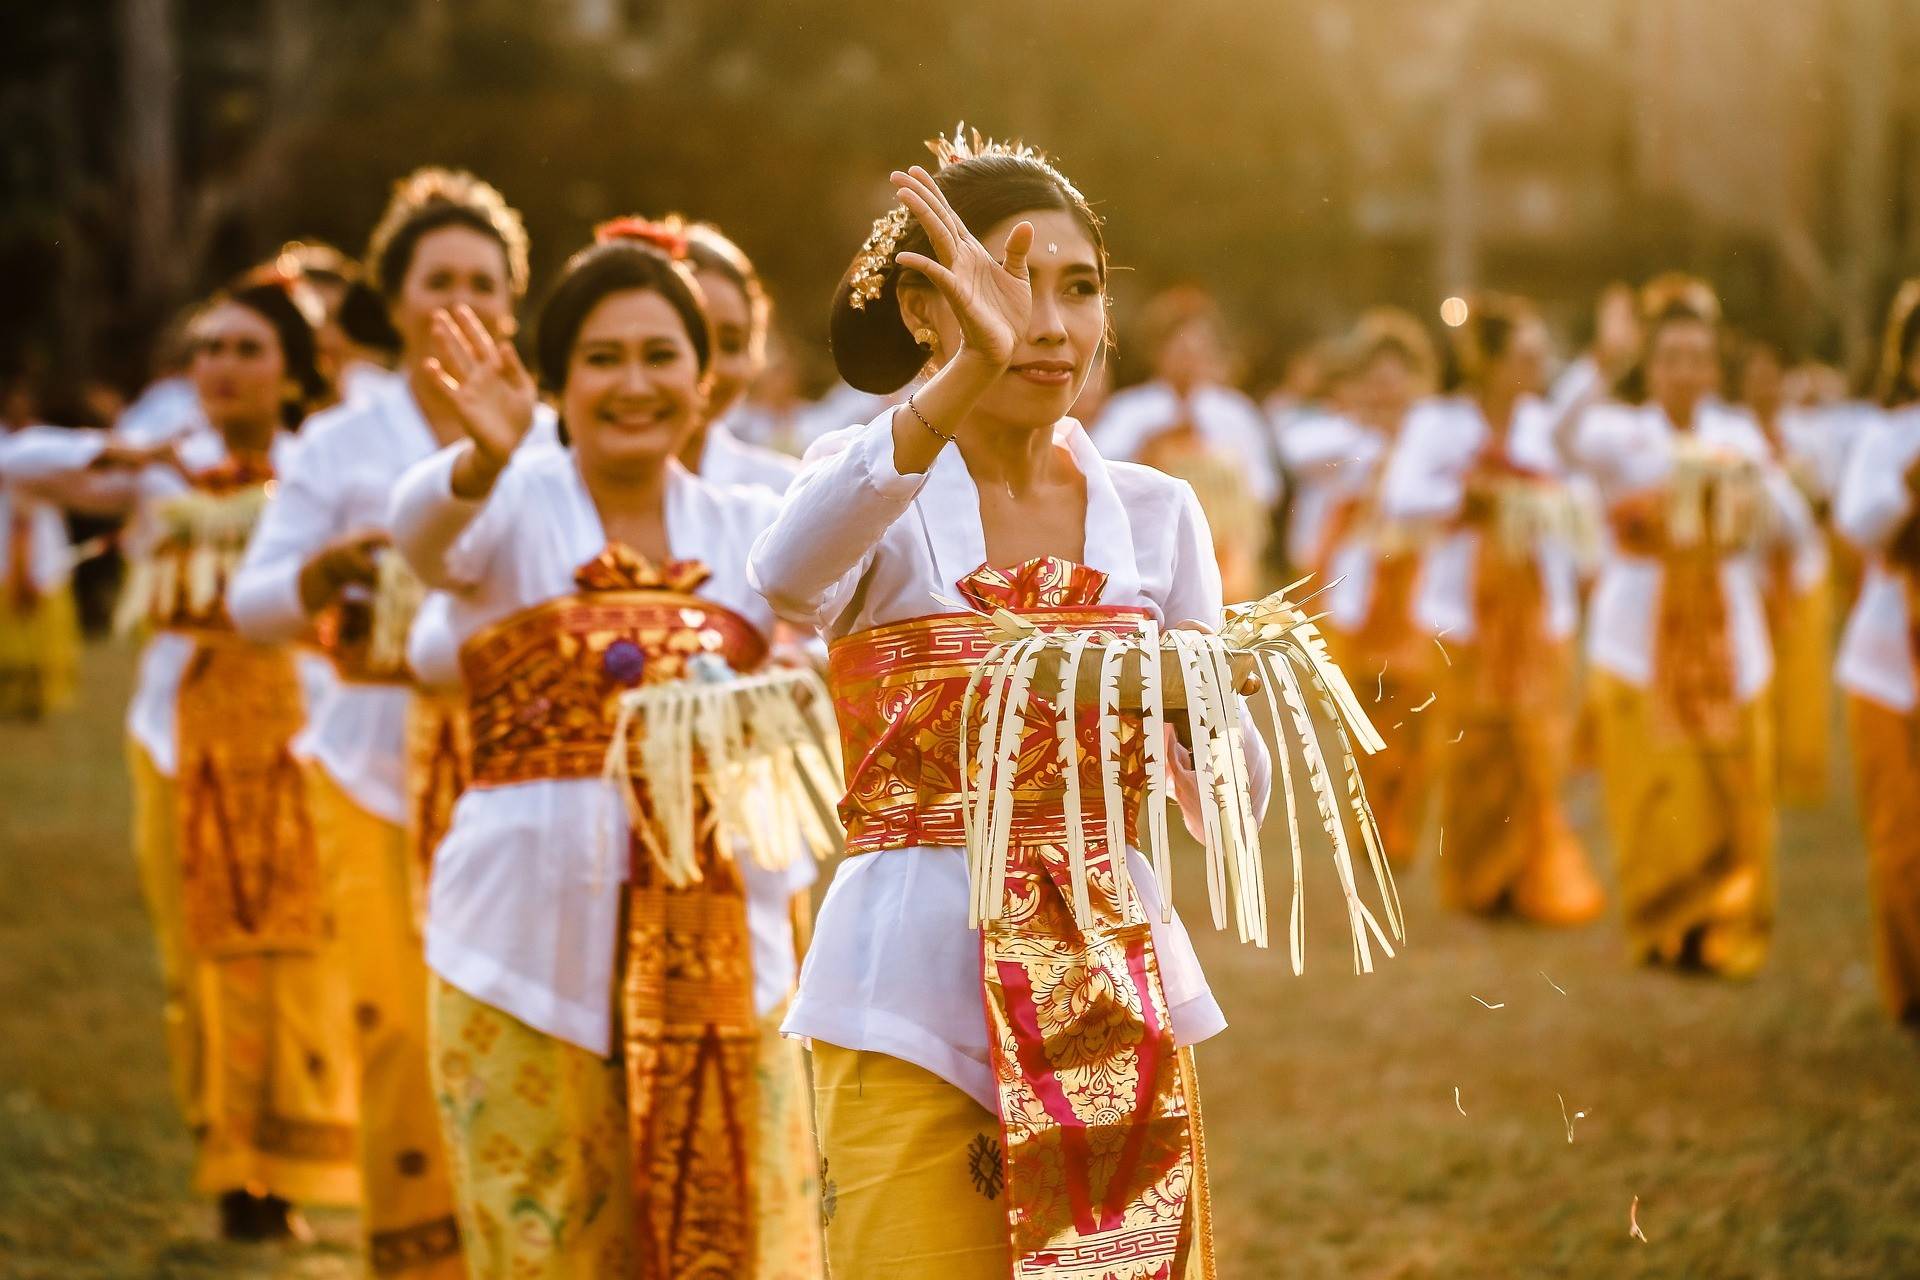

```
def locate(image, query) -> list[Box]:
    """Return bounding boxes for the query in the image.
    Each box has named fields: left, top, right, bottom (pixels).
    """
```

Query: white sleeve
left=747, top=411, right=928, bottom=630
left=227, top=446, right=339, bottom=642
left=1225, top=398, right=1281, bottom=505
left=388, top=446, right=505, bottom=592
left=0, top=427, right=143, bottom=513
left=1378, top=415, right=1461, bottom=522
left=1834, top=422, right=1915, bottom=553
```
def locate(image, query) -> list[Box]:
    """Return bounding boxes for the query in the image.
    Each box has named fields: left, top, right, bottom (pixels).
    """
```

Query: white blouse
left=749, top=409, right=1268, bottom=1111
left=0, top=430, right=81, bottom=597
left=1278, top=412, right=1386, bottom=577
left=1835, top=406, right=1920, bottom=713
left=3, top=425, right=316, bottom=773
left=227, top=376, right=555, bottom=822
left=1093, top=380, right=1281, bottom=506
left=1378, top=396, right=1581, bottom=642
left=699, top=420, right=800, bottom=494
left=389, top=445, right=803, bottom=1053
left=1566, top=401, right=1814, bottom=699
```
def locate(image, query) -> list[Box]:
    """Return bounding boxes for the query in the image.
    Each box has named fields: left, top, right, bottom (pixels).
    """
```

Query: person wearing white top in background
left=1554, top=275, right=1818, bottom=979
left=1835, top=279, right=1920, bottom=1030
left=0, top=411, right=84, bottom=721
left=1275, top=348, right=1385, bottom=581
left=1736, top=337, right=1837, bottom=805
left=7, top=278, right=358, bottom=1241
left=1319, top=309, right=1443, bottom=868
left=227, top=168, right=541, bottom=1280
left=1380, top=293, right=1605, bottom=927
left=390, top=223, right=821, bottom=1279
left=1093, top=284, right=1279, bottom=600
left=752, top=137, right=1270, bottom=1280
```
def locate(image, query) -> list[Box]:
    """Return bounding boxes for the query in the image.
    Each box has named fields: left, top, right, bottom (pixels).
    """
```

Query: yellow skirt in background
left=127, top=740, right=362, bottom=1205
left=1593, top=673, right=1777, bottom=978
left=1436, top=640, right=1604, bottom=926
left=1848, top=696, right=1920, bottom=1027
left=307, top=766, right=464, bottom=1276
left=0, top=585, right=79, bottom=719
left=1770, top=577, right=1833, bottom=807
left=432, top=980, right=825, bottom=1280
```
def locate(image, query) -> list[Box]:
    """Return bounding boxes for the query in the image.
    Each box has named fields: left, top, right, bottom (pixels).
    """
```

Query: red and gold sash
left=1610, top=490, right=1742, bottom=742
left=827, top=555, right=1213, bottom=1279
left=167, top=461, right=329, bottom=956
left=458, top=542, right=770, bottom=1278
left=1462, top=460, right=1561, bottom=715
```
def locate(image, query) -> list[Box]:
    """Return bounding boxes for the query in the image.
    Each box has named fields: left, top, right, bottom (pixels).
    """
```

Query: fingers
left=422, top=356, right=463, bottom=402
left=1000, top=220, right=1035, bottom=278
left=893, top=251, right=959, bottom=299
left=431, top=310, right=480, bottom=381
left=453, top=305, right=501, bottom=368
left=892, top=177, right=957, bottom=265
left=907, top=166, right=968, bottom=246
left=497, top=338, right=533, bottom=388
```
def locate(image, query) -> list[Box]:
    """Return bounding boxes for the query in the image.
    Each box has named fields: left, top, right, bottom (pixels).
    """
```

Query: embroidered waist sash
left=826, top=557, right=1212, bottom=1279
left=1609, top=493, right=1743, bottom=741
left=456, top=545, right=769, bottom=1278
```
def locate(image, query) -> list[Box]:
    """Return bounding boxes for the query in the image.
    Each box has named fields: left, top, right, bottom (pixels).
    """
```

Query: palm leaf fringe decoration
left=599, top=662, right=845, bottom=892
left=961, top=577, right=1402, bottom=975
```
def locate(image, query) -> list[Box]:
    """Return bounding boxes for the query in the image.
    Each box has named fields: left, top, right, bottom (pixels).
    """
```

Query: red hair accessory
left=594, top=216, right=689, bottom=260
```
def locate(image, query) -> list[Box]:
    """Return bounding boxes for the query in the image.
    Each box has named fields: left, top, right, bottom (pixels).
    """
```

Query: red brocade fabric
left=826, top=556, right=1215, bottom=1279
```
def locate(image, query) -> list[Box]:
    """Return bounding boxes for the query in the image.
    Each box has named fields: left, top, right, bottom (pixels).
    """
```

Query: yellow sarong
left=1848, top=696, right=1920, bottom=1026
left=432, top=980, right=823, bottom=1279
left=307, top=765, right=464, bottom=1276
left=0, top=585, right=79, bottom=719
left=1594, top=672, right=1776, bottom=977
left=128, top=739, right=362, bottom=1204
left=1770, top=575, right=1833, bottom=806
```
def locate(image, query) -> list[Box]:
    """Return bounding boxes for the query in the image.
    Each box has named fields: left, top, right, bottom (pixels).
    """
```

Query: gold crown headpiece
left=847, top=121, right=1080, bottom=311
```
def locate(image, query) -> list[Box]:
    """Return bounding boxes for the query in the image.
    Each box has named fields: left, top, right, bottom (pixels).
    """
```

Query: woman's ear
left=895, top=280, right=940, bottom=352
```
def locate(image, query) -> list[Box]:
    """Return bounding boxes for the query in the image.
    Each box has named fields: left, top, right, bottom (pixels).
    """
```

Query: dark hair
left=829, top=150, right=1107, bottom=395
left=1453, top=292, right=1537, bottom=389
left=683, top=223, right=771, bottom=348
left=366, top=167, right=530, bottom=303
left=336, top=279, right=401, bottom=354
left=214, top=281, right=329, bottom=429
left=1877, top=279, right=1920, bottom=408
left=1616, top=274, right=1719, bottom=404
left=534, top=239, right=712, bottom=443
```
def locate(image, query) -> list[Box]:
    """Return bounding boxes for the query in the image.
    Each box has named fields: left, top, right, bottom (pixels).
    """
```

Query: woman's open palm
left=891, top=165, right=1034, bottom=369
left=424, top=304, right=536, bottom=466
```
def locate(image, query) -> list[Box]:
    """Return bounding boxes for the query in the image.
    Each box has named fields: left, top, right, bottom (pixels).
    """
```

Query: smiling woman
left=391, top=220, right=822, bottom=1279
left=750, top=129, right=1271, bottom=1279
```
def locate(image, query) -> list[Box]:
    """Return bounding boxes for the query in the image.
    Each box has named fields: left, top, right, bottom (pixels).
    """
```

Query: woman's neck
left=957, top=412, right=1058, bottom=498
left=1478, top=385, right=1518, bottom=440
left=580, top=455, right=673, bottom=559
left=1661, top=398, right=1699, bottom=431
left=217, top=416, right=278, bottom=458
left=676, top=421, right=711, bottom=475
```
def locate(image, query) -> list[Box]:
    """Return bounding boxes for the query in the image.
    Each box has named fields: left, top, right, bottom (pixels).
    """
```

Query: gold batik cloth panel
left=753, top=1003, right=825, bottom=1280
left=1847, top=696, right=1920, bottom=1025
left=174, top=631, right=326, bottom=956
left=307, top=765, right=465, bottom=1275
left=1766, top=560, right=1833, bottom=806
left=0, top=583, right=79, bottom=719
left=1437, top=542, right=1601, bottom=924
left=1325, top=549, right=1437, bottom=868
left=826, top=556, right=1213, bottom=1280
left=129, top=739, right=208, bottom=1130
left=1594, top=671, right=1776, bottom=977
left=457, top=546, right=772, bottom=1276
left=404, top=688, right=471, bottom=934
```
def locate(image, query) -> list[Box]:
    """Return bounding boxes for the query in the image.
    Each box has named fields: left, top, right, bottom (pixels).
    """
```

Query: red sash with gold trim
left=459, top=543, right=769, bottom=1278
left=827, top=556, right=1213, bottom=1279
left=1610, top=491, right=1742, bottom=742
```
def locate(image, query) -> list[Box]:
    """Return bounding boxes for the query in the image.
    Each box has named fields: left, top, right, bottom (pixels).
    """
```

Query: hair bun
left=829, top=259, right=925, bottom=395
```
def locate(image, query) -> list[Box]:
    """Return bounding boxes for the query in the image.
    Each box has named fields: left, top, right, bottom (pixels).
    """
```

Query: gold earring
left=914, top=328, right=935, bottom=348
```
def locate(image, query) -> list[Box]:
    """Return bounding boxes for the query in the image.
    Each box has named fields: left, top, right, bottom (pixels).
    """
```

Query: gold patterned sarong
left=459, top=543, right=773, bottom=1277
left=827, top=556, right=1212, bottom=1279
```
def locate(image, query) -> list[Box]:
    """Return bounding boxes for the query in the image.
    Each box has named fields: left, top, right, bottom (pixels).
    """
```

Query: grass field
left=3, top=641, right=1919, bottom=1278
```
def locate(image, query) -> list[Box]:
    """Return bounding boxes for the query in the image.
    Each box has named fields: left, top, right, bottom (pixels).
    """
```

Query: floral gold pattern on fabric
left=826, top=556, right=1211, bottom=1279
left=404, top=690, right=471, bottom=932
left=176, top=635, right=326, bottom=955
left=459, top=567, right=766, bottom=786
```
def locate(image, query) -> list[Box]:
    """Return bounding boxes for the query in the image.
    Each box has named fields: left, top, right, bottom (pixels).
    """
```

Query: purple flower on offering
left=603, top=639, right=647, bottom=686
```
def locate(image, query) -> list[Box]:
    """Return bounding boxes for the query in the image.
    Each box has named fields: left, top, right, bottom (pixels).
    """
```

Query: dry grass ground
left=3, top=642, right=1919, bottom=1278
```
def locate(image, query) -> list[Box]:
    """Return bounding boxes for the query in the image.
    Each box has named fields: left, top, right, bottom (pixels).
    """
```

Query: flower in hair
left=848, top=204, right=910, bottom=311
left=594, top=216, right=690, bottom=260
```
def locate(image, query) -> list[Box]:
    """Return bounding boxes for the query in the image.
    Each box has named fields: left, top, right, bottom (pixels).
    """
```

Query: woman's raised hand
left=424, top=305, right=536, bottom=469
left=890, top=165, right=1033, bottom=371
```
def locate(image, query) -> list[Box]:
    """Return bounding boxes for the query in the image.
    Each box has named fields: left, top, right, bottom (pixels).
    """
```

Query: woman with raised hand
left=227, top=167, right=552, bottom=1279
left=1835, top=279, right=1920, bottom=1029
left=1379, top=293, right=1603, bottom=926
left=750, top=131, right=1266, bottom=1279
left=388, top=222, right=820, bottom=1279
left=1555, top=275, right=1818, bottom=977
left=7, top=274, right=357, bottom=1239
